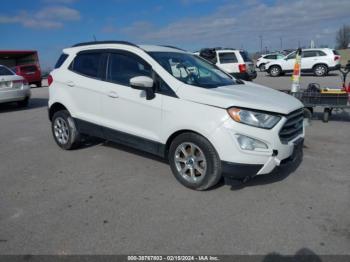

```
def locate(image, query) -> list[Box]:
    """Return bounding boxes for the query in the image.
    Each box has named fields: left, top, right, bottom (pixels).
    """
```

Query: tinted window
left=333, top=50, right=339, bottom=55
left=21, top=65, right=37, bottom=72
left=0, top=66, right=14, bottom=76
left=317, top=51, right=326, bottom=56
left=264, top=55, right=276, bottom=59
left=107, top=53, right=152, bottom=86
left=55, top=54, right=69, bottom=69
left=302, top=51, right=318, bottom=58
left=70, top=52, right=102, bottom=78
left=239, top=51, right=252, bottom=62
left=219, top=53, right=238, bottom=64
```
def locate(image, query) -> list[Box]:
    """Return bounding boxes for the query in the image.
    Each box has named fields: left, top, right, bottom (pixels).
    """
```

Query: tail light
left=48, top=74, right=53, bottom=86
left=239, top=64, right=247, bottom=73
left=334, top=55, right=340, bottom=61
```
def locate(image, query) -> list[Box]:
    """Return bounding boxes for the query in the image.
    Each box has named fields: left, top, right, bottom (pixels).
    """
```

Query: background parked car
left=197, top=48, right=257, bottom=81
left=265, top=48, right=341, bottom=77
left=256, top=53, right=284, bottom=71
left=0, top=50, right=42, bottom=87
left=12, top=64, right=42, bottom=87
left=0, top=65, right=31, bottom=107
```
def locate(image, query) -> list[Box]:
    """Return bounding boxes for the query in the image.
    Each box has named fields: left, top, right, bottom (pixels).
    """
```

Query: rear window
left=21, top=65, right=37, bottom=73
left=0, top=66, right=14, bottom=76
left=333, top=50, right=340, bottom=55
left=239, top=51, right=252, bottom=62
left=219, top=53, right=238, bottom=64
left=69, top=52, right=103, bottom=78
left=55, top=54, right=69, bottom=69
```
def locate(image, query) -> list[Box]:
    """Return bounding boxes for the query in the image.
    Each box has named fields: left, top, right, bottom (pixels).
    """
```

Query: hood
left=177, top=81, right=303, bottom=115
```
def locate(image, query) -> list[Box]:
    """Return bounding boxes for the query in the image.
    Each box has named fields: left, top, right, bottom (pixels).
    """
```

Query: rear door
left=301, top=50, right=318, bottom=70
left=64, top=50, right=106, bottom=132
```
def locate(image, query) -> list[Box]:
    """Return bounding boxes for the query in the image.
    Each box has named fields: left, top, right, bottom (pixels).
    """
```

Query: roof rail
left=161, top=45, right=186, bottom=51
left=72, top=41, right=139, bottom=48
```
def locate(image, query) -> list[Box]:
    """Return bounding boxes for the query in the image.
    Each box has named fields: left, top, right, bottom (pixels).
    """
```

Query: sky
left=1, top=0, right=349, bottom=70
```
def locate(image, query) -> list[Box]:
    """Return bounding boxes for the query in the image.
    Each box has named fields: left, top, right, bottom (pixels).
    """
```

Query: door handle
left=108, top=91, right=119, bottom=98
left=66, top=81, right=75, bottom=87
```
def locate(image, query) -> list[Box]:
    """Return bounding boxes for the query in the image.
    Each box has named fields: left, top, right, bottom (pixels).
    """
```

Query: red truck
left=0, top=50, right=42, bottom=87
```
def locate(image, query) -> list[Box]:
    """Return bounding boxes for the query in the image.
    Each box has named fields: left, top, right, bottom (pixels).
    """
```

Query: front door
left=100, top=51, right=163, bottom=145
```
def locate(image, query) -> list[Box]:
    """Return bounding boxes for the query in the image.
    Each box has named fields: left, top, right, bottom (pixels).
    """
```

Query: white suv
left=48, top=41, right=304, bottom=190
left=256, top=53, right=284, bottom=71
left=266, top=48, right=341, bottom=77
left=196, top=48, right=257, bottom=81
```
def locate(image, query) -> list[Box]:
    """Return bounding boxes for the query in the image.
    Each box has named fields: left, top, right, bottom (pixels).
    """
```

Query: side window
left=317, top=51, right=327, bottom=56
left=219, top=53, right=238, bottom=64
left=70, top=52, right=103, bottom=78
left=265, top=55, right=274, bottom=59
left=302, top=51, right=318, bottom=58
left=107, top=52, right=152, bottom=86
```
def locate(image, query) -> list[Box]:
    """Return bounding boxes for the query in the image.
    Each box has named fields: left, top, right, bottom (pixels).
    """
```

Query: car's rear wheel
left=168, top=133, right=222, bottom=190
left=51, top=110, right=81, bottom=150
left=259, top=64, right=266, bottom=71
left=269, top=66, right=281, bottom=77
left=313, top=64, right=328, bottom=77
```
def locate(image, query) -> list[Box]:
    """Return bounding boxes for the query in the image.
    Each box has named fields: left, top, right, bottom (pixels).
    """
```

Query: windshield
left=149, top=52, right=237, bottom=88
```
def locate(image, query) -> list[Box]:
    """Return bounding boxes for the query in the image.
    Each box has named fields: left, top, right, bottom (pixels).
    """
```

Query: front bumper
left=210, top=112, right=305, bottom=179
left=0, top=85, right=31, bottom=104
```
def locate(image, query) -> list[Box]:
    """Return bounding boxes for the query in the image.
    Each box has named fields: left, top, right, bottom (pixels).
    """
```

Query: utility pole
left=280, top=37, right=283, bottom=51
left=259, top=35, right=263, bottom=54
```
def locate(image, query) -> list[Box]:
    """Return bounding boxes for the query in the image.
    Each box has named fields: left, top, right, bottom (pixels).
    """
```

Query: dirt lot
left=0, top=73, right=349, bottom=256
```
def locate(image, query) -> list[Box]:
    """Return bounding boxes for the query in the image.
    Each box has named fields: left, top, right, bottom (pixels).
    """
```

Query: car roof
left=64, top=42, right=186, bottom=54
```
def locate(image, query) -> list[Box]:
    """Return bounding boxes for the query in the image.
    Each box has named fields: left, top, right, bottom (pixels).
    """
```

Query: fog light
left=235, top=134, right=268, bottom=151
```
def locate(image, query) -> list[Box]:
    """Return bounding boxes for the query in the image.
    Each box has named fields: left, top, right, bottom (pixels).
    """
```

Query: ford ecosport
left=48, top=41, right=304, bottom=190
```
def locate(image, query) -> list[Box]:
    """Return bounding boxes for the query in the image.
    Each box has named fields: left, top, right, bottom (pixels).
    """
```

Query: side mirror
left=129, top=76, right=155, bottom=100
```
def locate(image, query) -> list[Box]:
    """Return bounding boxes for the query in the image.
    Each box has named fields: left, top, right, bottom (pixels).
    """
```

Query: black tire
left=269, top=65, right=281, bottom=77
left=323, top=108, right=330, bottom=123
left=168, top=132, right=222, bottom=190
left=313, top=64, right=328, bottom=77
left=17, top=97, right=29, bottom=107
left=51, top=110, right=81, bottom=150
left=303, top=108, right=313, bottom=121
left=259, top=64, right=266, bottom=72
left=35, top=81, right=42, bottom=87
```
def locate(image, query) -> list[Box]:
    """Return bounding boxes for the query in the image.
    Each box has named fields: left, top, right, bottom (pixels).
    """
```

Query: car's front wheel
left=168, top=133, right=222, bottom=190
left=269, top=65, right=281, bottom=77
left=51, top=110, right=81, bottom=150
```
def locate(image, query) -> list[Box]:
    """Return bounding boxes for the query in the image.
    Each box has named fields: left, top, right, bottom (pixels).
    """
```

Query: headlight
left=227, top=107, right=281, bottom=129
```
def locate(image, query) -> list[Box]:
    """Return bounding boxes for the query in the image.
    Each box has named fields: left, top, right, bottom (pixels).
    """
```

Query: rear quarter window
left=333, top=50, right=340, bottom=55
left=55, top=54, right=69, bottom=69
left=69, top=52, right=103, bottom=79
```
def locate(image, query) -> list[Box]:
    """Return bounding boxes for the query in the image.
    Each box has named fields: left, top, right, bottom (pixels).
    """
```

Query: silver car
left=0, top=65, right=31, bottom=107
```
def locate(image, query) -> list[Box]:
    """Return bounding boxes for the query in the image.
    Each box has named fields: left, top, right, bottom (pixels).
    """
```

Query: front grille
left=279, top=108, right=304, bottom=144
